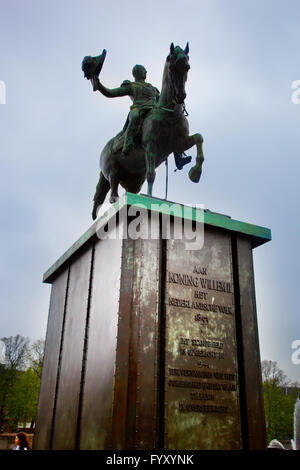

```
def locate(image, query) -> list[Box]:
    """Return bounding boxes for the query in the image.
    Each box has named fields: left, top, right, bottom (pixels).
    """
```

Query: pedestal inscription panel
left=165, top=227, right=242, bottom=450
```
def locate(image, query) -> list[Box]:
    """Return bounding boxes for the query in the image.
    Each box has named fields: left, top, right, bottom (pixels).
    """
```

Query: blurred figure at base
left=13, top=432, right=30, bottom=450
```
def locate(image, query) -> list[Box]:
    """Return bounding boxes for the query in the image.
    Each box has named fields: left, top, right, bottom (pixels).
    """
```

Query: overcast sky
left=0, top=0, right=299, bottom=382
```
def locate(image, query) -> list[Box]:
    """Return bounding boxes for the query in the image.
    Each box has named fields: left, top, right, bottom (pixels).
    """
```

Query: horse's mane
left=158, top=58, right=172, bottom=107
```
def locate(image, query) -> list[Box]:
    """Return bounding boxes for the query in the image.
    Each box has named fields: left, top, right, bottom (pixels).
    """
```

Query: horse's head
left=167, top=42, right=190, bottom=104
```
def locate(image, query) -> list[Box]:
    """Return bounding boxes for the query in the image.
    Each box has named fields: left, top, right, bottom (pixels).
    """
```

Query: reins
left=154, top=64, right=189, bottom=117
left=155, top=101, right=188, bottom=116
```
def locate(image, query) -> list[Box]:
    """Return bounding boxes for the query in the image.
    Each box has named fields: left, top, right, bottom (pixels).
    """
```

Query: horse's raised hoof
left=189, top=165, right=202, bottom=183
left=109, top=195, right=119, bottom=204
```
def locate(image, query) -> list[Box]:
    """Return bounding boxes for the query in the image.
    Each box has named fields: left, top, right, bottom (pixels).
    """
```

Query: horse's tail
left=92, top=171, right=110, bottom=220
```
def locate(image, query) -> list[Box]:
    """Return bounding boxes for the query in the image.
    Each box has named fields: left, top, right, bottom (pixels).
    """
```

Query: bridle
left=155, top=57, right=189, bottom=118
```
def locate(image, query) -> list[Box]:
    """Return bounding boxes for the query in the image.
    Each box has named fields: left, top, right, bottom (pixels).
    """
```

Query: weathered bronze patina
left=82, top=44, right=204, bottom=219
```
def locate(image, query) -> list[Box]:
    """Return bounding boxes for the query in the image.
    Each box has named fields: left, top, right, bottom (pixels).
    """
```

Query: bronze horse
left=92, top=43, right=204, bottom=220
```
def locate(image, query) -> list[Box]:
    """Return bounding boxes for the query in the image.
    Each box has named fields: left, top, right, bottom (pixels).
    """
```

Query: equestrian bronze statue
left=82, top=43, right=204, bottom=220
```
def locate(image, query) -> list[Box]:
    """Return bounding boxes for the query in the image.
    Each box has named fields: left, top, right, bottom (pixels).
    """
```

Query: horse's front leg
left=178, top=133, right=204, bottom=183
left=145, top=141, right=157, bottom=196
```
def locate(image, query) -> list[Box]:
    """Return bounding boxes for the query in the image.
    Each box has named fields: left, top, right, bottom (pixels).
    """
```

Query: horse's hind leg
left=92, top=171, right=110, bottom=220
left=178, top=133, right=204, bottom=183
left=145, top=141, right=157, bottom=196
left=109, top=165, right=120, bottom=204
left=125, top=175, right=144, bottom=194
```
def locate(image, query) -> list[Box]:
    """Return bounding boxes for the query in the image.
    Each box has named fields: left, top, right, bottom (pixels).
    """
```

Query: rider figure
left=91, top=66, right=191, bottom=168
left=92, top=64, right=158, bottom=155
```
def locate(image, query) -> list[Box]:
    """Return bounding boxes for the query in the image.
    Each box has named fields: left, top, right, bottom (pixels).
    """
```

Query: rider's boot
left=122, top=111, right=139, bottom=155
left=174, top=152, right=192, bottom=170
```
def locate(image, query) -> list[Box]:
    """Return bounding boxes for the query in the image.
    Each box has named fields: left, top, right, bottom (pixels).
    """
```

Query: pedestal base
left=34, top=193, right=271, bottom=450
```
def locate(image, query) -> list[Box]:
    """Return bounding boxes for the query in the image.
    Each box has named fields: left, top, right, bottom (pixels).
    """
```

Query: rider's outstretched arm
left=91, top=77, right=130, bottom=98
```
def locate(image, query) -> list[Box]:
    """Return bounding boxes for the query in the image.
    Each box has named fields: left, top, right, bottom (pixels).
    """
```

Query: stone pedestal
left=33, top=193, right=271, bottom=450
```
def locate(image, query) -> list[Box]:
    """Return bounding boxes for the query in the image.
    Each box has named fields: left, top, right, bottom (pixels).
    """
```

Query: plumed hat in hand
left=82, top=49, right=107, bottom=79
